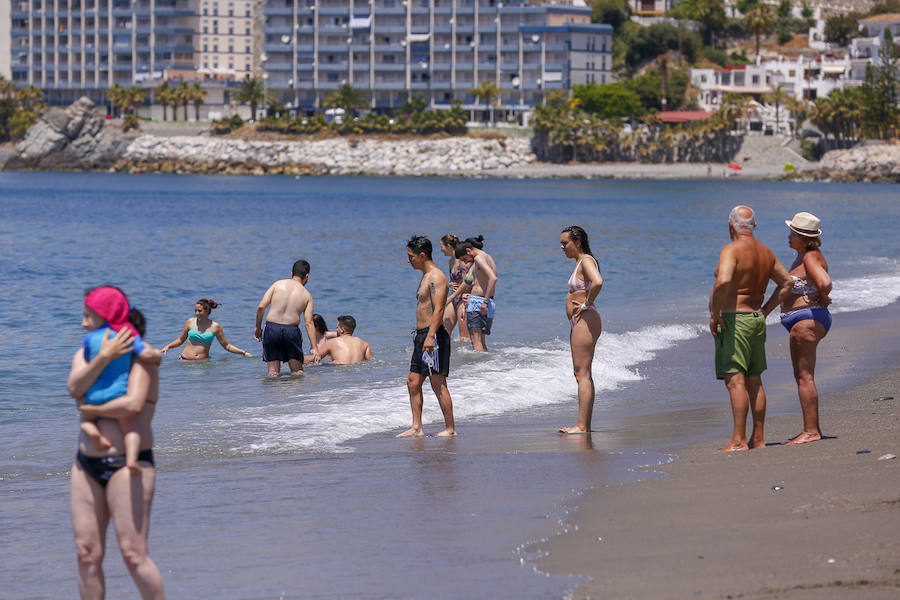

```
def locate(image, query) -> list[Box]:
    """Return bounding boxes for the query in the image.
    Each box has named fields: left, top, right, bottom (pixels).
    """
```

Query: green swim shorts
left=714, top=311, right=767, bottom=380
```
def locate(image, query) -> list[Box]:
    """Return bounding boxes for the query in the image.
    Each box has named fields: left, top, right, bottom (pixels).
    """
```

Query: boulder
left=10, top=96, right=135, bottom=169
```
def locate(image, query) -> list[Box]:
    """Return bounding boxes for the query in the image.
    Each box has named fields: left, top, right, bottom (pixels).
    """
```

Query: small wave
left=213, top=323, right=703, bottom=454
left=199, top=270, right=899, bottom=455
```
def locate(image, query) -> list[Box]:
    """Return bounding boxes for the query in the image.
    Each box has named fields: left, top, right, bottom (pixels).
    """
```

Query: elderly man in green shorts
left=709, top=206, right=793, bottom=452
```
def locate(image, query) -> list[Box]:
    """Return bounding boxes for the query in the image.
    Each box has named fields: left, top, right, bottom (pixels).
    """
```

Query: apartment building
left=1, top=1, right=11, bottom=79
left=8, top=0, right=197, bottom=104
left=261, top=0, right=614, bottom=111
left=197, top=0, right=255, bottom=79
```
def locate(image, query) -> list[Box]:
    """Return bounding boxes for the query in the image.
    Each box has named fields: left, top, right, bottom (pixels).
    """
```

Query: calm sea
left=1, top=173, right=899, bottom=598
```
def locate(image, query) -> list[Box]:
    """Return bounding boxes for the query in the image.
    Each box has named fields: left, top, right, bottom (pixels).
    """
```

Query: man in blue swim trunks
left=255, top=260, right=321, bottom=375
left=709, top=206, right=793, bottom=452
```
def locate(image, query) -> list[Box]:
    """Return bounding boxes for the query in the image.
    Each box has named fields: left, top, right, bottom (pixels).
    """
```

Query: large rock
left=10, top=96, right=136, bottom=169
left=819, top=142, right=900, bottom=182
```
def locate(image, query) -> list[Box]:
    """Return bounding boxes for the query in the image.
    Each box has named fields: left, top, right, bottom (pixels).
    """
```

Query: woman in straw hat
left=769, top=212, right=832, bottom=445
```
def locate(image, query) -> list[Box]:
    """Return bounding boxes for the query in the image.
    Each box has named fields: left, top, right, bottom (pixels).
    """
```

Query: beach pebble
left=856, top=449, right=871, bottom=454
left=772, top=485, right=784, bottom=491
left=874, top=396, right=894, bottom=401
left=877, top=454, right=896, bottom=461
left=827, top=558, right=836, bottom=564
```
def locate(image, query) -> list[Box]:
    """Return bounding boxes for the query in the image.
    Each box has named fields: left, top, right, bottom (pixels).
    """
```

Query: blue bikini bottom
left=780, top=306, right=832, bottom=334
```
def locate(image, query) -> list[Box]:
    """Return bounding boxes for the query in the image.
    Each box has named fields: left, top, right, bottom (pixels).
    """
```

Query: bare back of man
left=265, top=279, right=311, bottom=325
left=715, top=237, right=778, bottom=313
left=710, top=206, right=793, bottom=453
left=311, top=335, right=372, bottom=365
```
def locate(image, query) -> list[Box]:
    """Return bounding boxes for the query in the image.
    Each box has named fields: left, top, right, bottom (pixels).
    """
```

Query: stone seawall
left=115, top=135, right=538, bottom=176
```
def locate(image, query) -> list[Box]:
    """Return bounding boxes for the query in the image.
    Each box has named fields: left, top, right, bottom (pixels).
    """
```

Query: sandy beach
left=537, top=306, right=900, bottom=599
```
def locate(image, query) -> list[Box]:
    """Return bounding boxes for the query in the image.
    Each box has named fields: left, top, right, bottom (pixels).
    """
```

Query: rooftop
left=858, top=13, right=900, bottom=22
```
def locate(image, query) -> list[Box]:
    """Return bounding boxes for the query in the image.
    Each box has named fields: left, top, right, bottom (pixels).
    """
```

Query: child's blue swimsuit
left=82, top=325, right=146, bottom=405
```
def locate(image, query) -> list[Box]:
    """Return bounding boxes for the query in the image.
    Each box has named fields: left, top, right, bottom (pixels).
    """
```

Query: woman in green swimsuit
left=160, top=298, right=253, bottom=360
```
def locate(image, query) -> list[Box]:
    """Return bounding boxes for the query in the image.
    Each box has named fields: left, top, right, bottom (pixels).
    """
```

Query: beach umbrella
left=728, top=164, right=742, bottom=170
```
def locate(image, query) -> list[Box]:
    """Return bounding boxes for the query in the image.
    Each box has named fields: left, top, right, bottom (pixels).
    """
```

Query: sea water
left=1, top=173, right=899, bottom=598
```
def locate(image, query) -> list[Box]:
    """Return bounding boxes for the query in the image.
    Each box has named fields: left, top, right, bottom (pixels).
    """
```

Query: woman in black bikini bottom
left=68, top=300, right=165, bottom=598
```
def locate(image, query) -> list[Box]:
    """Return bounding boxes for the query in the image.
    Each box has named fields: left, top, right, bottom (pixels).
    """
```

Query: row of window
left=202, top=43, right=252, bottom=54
left=202, top=23, right=252, bottom=35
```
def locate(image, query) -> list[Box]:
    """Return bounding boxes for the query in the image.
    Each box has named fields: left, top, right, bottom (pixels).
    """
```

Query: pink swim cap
left=84, top=287, right=140, bottom=338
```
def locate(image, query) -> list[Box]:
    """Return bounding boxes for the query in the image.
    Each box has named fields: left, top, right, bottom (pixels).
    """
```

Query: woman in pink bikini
left=559, top=225, right=603, bottom=434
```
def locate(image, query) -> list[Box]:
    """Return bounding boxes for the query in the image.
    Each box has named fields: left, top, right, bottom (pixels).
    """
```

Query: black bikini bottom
left=76, top=449, right=155, bottom=487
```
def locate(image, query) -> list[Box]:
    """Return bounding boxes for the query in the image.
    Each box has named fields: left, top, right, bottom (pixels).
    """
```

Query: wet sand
left=537, top=306, right=900, bottom=599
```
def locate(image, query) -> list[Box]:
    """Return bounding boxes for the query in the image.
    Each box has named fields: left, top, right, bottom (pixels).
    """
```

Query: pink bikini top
left=568, top=257, right=596, bottom=293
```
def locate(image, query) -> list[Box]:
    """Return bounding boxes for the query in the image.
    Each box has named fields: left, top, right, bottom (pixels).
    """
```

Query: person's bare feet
left=785, top=431, right=822, bottom=445
left=716, top=443, right=749, bottom=452
left=88, top=430, right=113, bottom=451
left=396, top=427, right=424, bottom=438
left=433, top=428, right=456, bottom=437
left=558, top=426, right=589, bottom=434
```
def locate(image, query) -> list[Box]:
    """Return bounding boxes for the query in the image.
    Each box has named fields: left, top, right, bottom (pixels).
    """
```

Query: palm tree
left=744, top=3, right=775, bottom=58
left=469, top=81, right=500, bottom=124
left=107, top=83, right=129, bottom=117
left=323, top=83, right=368, bottom=119
left=126, top=86, right=147, bottom=116
left=155, top=81, right=172, bottom=121
left=175, top=82, right=191, bottom=121
left=235, top=77, right=268, bottom=121
left=763, top=82, right=789, bottom=135
left=190, top=83, right=207, bottom=121
left=784, top=96, right=809, bottom=138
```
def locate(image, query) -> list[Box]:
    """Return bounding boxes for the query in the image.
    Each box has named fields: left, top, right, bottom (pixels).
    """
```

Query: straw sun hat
left=785, top=212, right=822, bottom=237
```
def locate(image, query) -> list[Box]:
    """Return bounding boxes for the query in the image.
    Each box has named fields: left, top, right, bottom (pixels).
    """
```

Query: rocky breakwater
left=816, top=142, right=900, bottom=182
left=7, top=96, right=137, bottom=170
left=116, top=134, right=537, bottom=176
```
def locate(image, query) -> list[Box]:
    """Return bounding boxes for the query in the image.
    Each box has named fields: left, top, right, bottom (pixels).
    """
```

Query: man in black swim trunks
left=255, top=259, right=321, bottom=375
left=397, top=236, right=456, bottom=437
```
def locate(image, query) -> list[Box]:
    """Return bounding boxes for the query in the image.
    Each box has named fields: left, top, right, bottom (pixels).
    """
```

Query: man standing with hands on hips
left=398, top=235, right=456, bottom=438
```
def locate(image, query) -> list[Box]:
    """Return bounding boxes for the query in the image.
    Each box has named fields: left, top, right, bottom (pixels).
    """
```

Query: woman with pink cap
left=66, top=286, right=165, bottom=597
left=767, top=212, right=832, bottom=445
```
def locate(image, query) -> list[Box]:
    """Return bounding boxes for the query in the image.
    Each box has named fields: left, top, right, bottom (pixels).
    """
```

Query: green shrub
left=777, top=27, right=794, bottom=45
left=210, top=113, right=243, bottom=134
left=122, top=114, right=141, bottom=132
left=800, top=135, right=824, bottom=161
left=703, top=46, right=729, bottom=67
